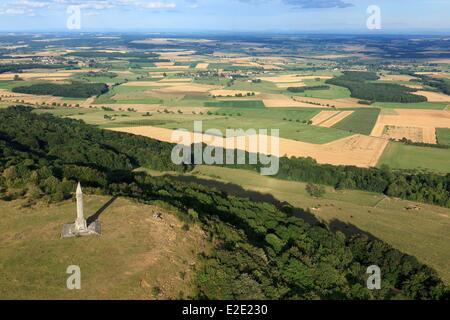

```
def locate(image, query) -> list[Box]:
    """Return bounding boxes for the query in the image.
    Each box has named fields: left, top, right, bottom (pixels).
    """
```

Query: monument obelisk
left=61, top=182, right=101, bottom=238
left=75, top=182, right=87, bottom=232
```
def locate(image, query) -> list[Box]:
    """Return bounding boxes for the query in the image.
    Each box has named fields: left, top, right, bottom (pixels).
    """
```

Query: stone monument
left=61, top=182, right=101, bottom=238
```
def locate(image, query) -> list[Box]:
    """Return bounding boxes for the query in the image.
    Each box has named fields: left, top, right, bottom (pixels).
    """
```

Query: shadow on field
left=164, top=173, right=381, bottom=240
left=87, top=196, right=118, bottom=225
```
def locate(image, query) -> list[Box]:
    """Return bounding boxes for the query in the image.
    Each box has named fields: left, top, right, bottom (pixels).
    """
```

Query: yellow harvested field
left=109, top=126, right=388, bottom=168
left=154, top=62, right=174, bottom=67
left=413, top=90, right=450, bottom=102
left=290, top=96, right=363, bottom=108
left=158, top=78, right=192, bottom=83
left=259, top=75, right=304, bottom=83
left=379, top=74, right=417, bottom=81
left=210, top=89, right=259, bottom=96
left=155, top=84, right=219, bottom=93
left=259, top=74, right=332, bottom=83
left=0, top=72, right=69, bottom=80
left=403, top=84, right=424, bottom=89
left=381, top=126, right=436, bottom=144
left=0, top=88, right=80, bottom=105
left=155, top=50, right=196, bottom=58
left=311, top=111, right=340, bottom=125
left=0, top=69, right=98, bottom=81
left=275, top=82, right=304, bottom=88
left=122, top=81, right=168, bottom=87
left=195, top=63, right=209, bottom=69
left=371, top=109, right=450, bottom=143
left=320, top=111, right=354, bottom=127
left=415, top=72, right=450, bottom=79
left=262, top=94, right=325, bottom=108
left=155, top=65, right=190, bottom=70
left=311, top=111, right=354, bottom=127
left=297, top=75, right=333, bottom=80
left=428, top=58, right=450, bottom=64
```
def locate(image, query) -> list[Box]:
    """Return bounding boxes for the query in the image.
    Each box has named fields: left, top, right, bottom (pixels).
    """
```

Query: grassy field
left=436, top=128, right=450, bottom=145
left=289, top=79, right=351, bottom=99
left=95, top=85, right=164, bottom=105
left=332, top=108, right=380, bottom=135
left=373, top=101, right=449, bottom=110
left=377, top=142, right=450, bottom=173
left=0, top=195, right=208, bottom=299
left=147, top=165, right=450, bottom=284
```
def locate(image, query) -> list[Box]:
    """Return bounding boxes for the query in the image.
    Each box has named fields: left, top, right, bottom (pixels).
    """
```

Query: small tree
left=306, top=183, right=326, bottom=198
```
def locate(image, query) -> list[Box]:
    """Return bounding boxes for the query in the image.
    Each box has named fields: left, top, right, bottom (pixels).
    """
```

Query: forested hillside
left=231, top=156, right=450, bottom=208
left=0, top=106, right=448, bottom=300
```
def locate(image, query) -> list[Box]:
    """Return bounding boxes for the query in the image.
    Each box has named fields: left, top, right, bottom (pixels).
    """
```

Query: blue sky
left=0, top=0, right=449, bottom=33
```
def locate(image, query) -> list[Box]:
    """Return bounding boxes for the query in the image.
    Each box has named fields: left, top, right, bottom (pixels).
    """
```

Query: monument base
left=61, top=221, right=101, bottom=238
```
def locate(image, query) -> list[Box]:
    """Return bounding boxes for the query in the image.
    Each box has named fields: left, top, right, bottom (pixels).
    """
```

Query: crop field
left=371, top=109, right=450, bottom=144
left=332, top=108, right=381, bottom=135
left=111, top=125, right=386, bottom=167
left=437, top=128, right=450, bottom=145
left=377, top=142, right=450, bottom=173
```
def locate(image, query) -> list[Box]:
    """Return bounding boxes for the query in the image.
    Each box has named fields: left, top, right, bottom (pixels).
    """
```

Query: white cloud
left=0, top=0, right=179, bottom=16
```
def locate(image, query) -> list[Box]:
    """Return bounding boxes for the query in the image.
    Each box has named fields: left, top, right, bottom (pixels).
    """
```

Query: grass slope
left=0, top=196, right=208, bottom=299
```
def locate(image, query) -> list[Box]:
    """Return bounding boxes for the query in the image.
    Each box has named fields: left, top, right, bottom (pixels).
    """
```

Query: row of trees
left=0, top=63, right=72, bottom=74
left=413, top=74, right=450, bottom=95
left=287, top=85, right=330, bottom=93
left=0, top=106, right=448, bottom=300
left=230, top=156, right=450, bottom=208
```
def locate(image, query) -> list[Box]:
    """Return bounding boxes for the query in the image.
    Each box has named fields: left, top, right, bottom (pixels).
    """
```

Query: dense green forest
left=0, top=106, right=448, bottom=300
left=326, top=71, right=427, bottom=103
left=287, top=85, right=330, bottom=93
left=12, top=82, right=109, bottom=98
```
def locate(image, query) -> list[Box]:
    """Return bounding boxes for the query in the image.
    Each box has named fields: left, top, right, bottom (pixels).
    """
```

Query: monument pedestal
left=61, top=221, right=101, bottom=238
